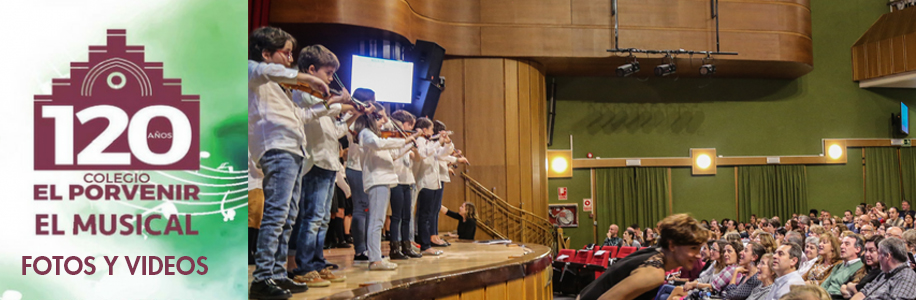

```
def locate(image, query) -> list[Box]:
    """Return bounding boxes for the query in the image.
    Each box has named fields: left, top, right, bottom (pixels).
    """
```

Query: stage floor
left=247, top=240, right=532, bottom=299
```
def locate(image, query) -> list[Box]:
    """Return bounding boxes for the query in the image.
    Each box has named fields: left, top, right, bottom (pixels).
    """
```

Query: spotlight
left=699, top=64, right=716, bottom=76
left=654, top=63, right=676, bottom=76
left=616, top=61, right=640, bottom=77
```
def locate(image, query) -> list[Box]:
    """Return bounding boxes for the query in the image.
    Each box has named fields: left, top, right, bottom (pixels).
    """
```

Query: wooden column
left=438, top=58, right=549, bottom=234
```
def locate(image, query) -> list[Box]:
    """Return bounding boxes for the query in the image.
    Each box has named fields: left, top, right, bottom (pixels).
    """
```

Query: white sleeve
left=415, top=138, right=437, bottom=159
left=336, top=170, right=351, bottom=198
left=359, top=129, right=407, bottom=151
left=436, top=142, right=458, bottom=163
left=333, top=113, right=353, bottom=139
left=249, top=61, right=298, bottom=84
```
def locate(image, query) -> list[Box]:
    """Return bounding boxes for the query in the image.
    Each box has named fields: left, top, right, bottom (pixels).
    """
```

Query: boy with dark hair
left=248, top=26, right=345, bottom=299
left=289, top=44, right=354, bottom=287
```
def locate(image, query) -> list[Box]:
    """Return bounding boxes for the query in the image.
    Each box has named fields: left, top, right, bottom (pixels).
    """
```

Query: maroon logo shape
left=34, top=30, right=199, bottom=170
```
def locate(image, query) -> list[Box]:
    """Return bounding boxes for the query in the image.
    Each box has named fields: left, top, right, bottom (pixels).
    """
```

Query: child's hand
left=328, top=89, right=350, bottom=105
left=440, top=205, right=448, bottom=214
left=297, top=73, right=329, bottom=96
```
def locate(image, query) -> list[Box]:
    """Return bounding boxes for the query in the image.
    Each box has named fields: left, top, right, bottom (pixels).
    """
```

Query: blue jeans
left=409, top=185, right=418, bottom=240
left=367, top=185, right=390, bottom=262
left=346, top=169, right=369, bottom=255
left=291, top=166, right=335, bottom=274
left=417, top=188, right=440, bottom=250
left=433, top=183, right=445, bottom=236
left=389, top=184, right=412, bottom=242
left=253, top=150, right=304, bottom=282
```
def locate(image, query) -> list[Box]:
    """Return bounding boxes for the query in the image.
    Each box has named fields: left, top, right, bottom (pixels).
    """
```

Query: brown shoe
left=319, top=267, right=346, bottom=283
left=292, top=271, right=331, bottom=287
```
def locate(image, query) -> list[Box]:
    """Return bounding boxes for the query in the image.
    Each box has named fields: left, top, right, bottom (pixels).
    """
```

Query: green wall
left=547, top=0, right=916, bottom=248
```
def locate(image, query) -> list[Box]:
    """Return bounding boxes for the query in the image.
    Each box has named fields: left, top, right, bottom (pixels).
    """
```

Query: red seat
left=588, top=250, right=612, bottom=279
left=601, top=246, right=619, bottom=258
left=557, top=249, right=576, bottom=262
left=572, top=250, right=592, bottom=264
left=616, top=246, right=637, bottom=258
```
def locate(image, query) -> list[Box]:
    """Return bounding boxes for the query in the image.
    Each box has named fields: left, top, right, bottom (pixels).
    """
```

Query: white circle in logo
left=107, top=72, right=126, bottom=90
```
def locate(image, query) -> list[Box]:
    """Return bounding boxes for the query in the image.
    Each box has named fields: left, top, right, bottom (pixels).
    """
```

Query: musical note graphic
left=103, top=149, right=249, bottom=231
left=141, top=201, right=178, bottom=218
left=217, top=162, right=234, bottom=172
left=220, top=190, right=236, bottom=222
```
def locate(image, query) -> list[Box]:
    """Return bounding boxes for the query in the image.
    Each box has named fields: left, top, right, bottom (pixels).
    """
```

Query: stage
left=247, top=239, right=552, bottom=299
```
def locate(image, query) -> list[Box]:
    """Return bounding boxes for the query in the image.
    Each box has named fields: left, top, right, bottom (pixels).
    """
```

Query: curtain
left=899, top=148, right=916, bottom=205
left=737, top=165, right=808, bottom=222
left=596, top=168, right=669, bottom=232
left=865, top=148, right=902, bottom=208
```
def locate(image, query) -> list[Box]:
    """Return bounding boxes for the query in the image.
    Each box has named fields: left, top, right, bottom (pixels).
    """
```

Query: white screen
left=350, top=55, right=414, bottom=104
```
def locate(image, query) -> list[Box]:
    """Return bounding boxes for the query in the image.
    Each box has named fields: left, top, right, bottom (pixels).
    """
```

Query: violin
left=380, top=130, right=417, bottom=139
left=332, top=73, right=371, bottom=111
left=279, top=82, right=330, bottom=108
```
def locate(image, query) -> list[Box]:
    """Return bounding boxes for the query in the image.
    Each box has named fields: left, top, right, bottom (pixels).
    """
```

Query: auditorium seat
left=572, top=250, right=592, bottom=264
left=601, top=246, right=619, bottom=258
left=587, top=249, right=612, bottom=279
left=616, top=246, right=637, bottom=258
left=557, top=249, right=576, bottom=262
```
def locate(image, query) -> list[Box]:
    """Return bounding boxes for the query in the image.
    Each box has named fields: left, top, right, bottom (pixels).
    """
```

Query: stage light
left=696, top=155, right=711, bottom=169
left=828, top=145, right=842, bottom=159
left=699, top=64, right=716, bottom=76
left=551, top=157, right=568, bottom=173
left=616, top=61, right=640, bottom=77
left=823, top=139, right=847, bottom=163
left=690, top=148, right=717, bottom=175
left=655, top=63, right=676, bottom=77
left=547, top=150, right=573, bottom=178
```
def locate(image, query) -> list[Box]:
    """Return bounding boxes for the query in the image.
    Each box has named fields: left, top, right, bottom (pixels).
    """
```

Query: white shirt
left=294, top=91, right=352, bottom=172
left=413, top=137, right=449, bottom=190
left=391, top=145, right=415, bottom=185
left=844, top=258, right=861, bottom=267
left=336, top=169, right=351, bottom=198
left=437, top=141, right=457, bottom=183
left=247, top=60, right=331, bottom=163
left=359, top=129, right=406, bottom=191
left=796, top=256, right=818, bottom=276
left=346, top=129, right=362, bottom=171
left=248, top=148, right=263, bottom=190
left=767, top=270, right=804, bottom=300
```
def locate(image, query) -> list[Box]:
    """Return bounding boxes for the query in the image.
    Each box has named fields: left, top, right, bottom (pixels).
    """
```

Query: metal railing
left=461, top=173, right=557, bottom=252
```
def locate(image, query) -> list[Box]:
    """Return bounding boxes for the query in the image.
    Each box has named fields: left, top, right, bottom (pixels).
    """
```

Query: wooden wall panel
left=524, top=272, right=539, bottom=300
left=505, top=60, right=521, bottom=209
left=437, top=293, right=460, bottom=300
left=908, top=32, right=916, bottom=71
left=438, top=59, right=466, bottom=232
left=536, top=66, right=549, bottom=220
left=405, top=0, right=481, bottom=23
left=480, top=0, right=572, bottom=25
left=460, top=287, right=486, bottom=300
left=486, top=281, right=507, bottom=300
left=517, top=64, right=533, bottom=209
left=528, top=63, right=543, bottom=214
left=893, top=36, right=906, bottom=74
left=271, top=0, right=814, bottom=78
left=507, top=278, right=525, bottom=300
left=464, top=59, right=508, bottom=200
left=435, top=58, right=549, bottom=234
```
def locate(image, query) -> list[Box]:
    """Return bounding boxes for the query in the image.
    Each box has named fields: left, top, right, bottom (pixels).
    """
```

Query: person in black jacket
left=440, top=202, right=477, bottom=240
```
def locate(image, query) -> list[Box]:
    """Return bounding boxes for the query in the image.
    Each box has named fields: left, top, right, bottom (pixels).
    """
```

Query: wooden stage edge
left=248, top=240, right=553, bottom=300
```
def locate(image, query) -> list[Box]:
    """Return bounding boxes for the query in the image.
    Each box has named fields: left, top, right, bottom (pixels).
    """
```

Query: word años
left=148, top=131, right=172, bottom=139
left=36, top=214, right=198, bottom=236
left=21, top=255, right=208, bottom=275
